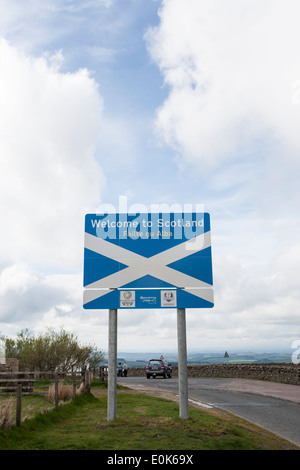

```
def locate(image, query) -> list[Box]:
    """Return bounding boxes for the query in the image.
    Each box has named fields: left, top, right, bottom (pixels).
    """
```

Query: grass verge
left=0, top=387, right=297, bottom=450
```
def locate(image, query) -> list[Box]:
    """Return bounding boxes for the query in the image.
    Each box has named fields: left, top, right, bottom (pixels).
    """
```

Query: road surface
left=119, top=376, right=300, bottom=447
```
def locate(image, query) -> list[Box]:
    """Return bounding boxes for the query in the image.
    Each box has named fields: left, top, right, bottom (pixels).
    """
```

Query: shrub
left=46, top=383, right=85, bottom=404
left=0, top=399, right=14, bottom=429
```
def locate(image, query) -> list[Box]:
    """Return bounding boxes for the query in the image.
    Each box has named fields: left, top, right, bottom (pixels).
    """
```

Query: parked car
left=146, top=358, right=172, bottom=379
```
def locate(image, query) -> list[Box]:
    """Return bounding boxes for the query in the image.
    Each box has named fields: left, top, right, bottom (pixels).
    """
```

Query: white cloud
left=0, top=39, right=105, bottom=269
left=0, top=263, right=78, bottom=321
left=0, top=5, right=110, bottom=342
left=205, top=240, right=300, bottom=348
left=0, top=262, right=95, bottom=343
left=146, top=0, right=300, bottom=171
left=0, top=0, right=115, bottom=60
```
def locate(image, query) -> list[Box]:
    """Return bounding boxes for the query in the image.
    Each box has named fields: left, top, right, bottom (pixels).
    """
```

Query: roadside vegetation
left=1, top=328, right=105, bottom=372
left=0, top=385, right=297, bottom=450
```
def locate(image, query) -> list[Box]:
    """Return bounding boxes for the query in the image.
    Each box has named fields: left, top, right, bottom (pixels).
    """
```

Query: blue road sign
left=83, top=212, right=214, bottom=309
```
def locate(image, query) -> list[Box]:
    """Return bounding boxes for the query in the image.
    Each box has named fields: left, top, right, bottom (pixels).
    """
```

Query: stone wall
left=0, top=358, right=19, bottom=373
left=127, top=363, right=300, bottom=386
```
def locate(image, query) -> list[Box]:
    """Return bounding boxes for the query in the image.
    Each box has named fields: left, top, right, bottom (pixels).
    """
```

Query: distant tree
left=224, top=351, right=229, bottom=358
left=4, top=328, right=105, bottom=372
left=89, top=348, right=106, bottom=371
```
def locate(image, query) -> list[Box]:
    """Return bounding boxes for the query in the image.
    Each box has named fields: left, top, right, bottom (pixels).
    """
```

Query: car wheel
left=146, top=374, right=150, bottom=379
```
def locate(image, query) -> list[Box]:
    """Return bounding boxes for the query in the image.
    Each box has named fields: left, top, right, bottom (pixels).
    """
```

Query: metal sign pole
left=107, top=308, right=117, bottom=421
left=177, top=308, right=189, bottom=419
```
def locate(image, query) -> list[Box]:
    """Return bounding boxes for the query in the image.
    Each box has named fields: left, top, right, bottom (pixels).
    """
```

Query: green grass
left=0, top=393, right=54, bottom=424
left=0, top=388, right=297, bottom=450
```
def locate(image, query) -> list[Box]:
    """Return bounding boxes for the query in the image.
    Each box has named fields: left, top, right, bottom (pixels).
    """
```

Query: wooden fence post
left=72, top=373, right=77, bottom=400
left=16, top=384, right=22, bottom=427
left=86, top=371, right=91, bottom=393
left=55, top=374, right=59, bottom=411
left=81, top=369, right=85, bottom=391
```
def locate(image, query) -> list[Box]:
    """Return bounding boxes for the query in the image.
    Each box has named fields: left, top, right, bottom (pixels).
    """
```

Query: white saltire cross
left=83, top=230, right=213, bottom=305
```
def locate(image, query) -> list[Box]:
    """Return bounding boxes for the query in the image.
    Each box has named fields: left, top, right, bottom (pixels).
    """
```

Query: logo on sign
left=161, top=290, right=177, bottom=307
left=120, top=291, right=135, bottom=307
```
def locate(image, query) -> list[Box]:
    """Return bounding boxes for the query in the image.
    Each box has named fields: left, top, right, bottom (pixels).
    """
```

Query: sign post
left=177, top=308, right=189, bottom=419
left=83, top=212, right=214, bottom=420
left=107, top=308, right=117, bottom=421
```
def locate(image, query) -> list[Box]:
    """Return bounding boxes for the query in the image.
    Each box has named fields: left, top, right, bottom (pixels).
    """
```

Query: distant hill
left=186, top=352, right=292, bottom=364
left=113, top=351, right=292, bottom=368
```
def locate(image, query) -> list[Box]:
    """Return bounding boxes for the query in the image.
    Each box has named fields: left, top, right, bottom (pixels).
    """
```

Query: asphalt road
left=118, top=376, right=300, bottom=447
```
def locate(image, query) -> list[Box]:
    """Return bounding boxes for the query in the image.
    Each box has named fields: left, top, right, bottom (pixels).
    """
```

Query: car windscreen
left=149, top=360, right=162, bottom=365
